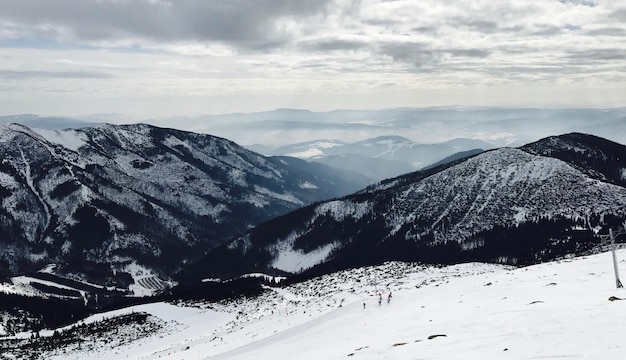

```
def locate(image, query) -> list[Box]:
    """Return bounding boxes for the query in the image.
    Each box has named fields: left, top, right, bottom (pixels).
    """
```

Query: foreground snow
left=18, top=250, right=626, bottom=359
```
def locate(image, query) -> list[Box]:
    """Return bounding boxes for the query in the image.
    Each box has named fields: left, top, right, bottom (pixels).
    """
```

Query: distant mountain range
left=147, top=107, right=626, bottom=150
left=193, top=133, right=626, bottom=280
left=248, top=136, right=491, bottom=182
left=5, top=108, right=626, bottom=183
left=0, top=114, right=101, bottom=130
left=0, top=123, right=369, bottom=288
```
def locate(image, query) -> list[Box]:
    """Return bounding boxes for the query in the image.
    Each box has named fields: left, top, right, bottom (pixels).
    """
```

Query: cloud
left=608, top=8, right=626, bottom=21
left=298, top=38, right=369, bottom=52
left=559, top=0, right=597, bottom=6
left=377, top=42, right=438, bottom=67
left=567, top=49, right=626, bottom=62
left=0, top=0, right=333, bottom=50
left=376, top=41, right=492, bottom=69
left=586, top=27, right=626, bottom=36
left=453, top=19, right=500, bottom=33
left=0, top=0, right=624, bottom=117
left=0, top=70, right=111, bottom=79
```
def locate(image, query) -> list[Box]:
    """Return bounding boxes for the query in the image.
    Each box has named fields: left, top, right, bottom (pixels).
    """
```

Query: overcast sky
left=0, top=0, right=625, bottom=119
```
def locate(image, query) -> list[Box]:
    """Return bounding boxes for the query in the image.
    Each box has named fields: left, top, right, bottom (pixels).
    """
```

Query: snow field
left=33, top=250, right=626, bottom=360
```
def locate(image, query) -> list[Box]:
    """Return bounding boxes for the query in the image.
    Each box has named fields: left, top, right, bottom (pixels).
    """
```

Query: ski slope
left=21, top=249, right=626, bottom=359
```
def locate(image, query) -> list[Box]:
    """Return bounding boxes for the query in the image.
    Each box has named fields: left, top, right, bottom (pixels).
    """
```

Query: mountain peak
left=356, top=135, right=414, bottom=144
left=522, top=132, right=626, bottom=186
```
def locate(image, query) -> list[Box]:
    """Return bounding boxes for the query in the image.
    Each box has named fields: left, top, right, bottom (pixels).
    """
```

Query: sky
left=0, top=0, right=625, bottom=119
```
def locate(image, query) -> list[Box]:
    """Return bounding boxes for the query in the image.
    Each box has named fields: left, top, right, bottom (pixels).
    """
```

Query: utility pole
left=599, top=224, right=625, bottom=289
left=609, top=228, right=623, bottom=289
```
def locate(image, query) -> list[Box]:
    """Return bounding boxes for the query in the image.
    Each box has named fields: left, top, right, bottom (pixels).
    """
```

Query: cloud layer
left=0, top=0, right=624, bottom=117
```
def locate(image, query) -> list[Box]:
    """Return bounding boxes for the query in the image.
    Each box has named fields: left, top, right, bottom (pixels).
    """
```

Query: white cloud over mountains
left=0, top=0, right=624, bottom=117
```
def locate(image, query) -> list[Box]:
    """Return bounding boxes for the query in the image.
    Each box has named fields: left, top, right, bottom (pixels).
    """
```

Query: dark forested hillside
left=0, top=123, right=368, bottom=288
left=188, top=134, right=626, bottom=281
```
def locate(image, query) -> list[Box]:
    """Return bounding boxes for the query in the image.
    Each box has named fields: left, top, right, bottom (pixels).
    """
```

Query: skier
left=378, top=293, right=382, bottom=306
left=363, top=302, right=366, bottom=309
left=387, top=292, right=392, bottom=304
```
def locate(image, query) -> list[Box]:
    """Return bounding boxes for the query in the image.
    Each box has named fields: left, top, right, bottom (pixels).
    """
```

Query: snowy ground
left=4, top=250, right=626, bottom=360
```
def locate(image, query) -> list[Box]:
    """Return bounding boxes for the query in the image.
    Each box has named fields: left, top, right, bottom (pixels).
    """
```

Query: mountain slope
left=0, top=123, right=367, bottom=287
left=195, top=134, right=626, bottom=280
left=3, top=250, right=625, bottom=359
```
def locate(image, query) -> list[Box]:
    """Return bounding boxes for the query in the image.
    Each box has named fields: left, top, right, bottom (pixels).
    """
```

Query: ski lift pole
left=373, top=275, right=378, bottom=293
left=610, top=228, right=623, bottom=289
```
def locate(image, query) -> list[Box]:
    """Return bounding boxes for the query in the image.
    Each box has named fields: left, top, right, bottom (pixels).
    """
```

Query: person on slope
left=387, top=292, right=392, bottom=304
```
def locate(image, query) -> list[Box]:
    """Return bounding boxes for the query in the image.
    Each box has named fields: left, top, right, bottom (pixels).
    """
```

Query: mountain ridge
left=254, top=135, right=492, bottom=182
left=0, top=123, right=369, bottom=287
left=191, top=133, right=626, bottom=280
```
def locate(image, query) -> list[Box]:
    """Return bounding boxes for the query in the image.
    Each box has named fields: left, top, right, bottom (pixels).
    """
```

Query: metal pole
left=373, top=275, right=378, bottom=293
left=610, top=228, right=623, bottom=289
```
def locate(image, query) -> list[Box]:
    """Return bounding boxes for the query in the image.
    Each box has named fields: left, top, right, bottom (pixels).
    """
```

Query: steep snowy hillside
left=197, top=134, right=626, bottom=279
left=2, top=250, right=625, bottom=359
left=0, top=123, right=367, bottom=287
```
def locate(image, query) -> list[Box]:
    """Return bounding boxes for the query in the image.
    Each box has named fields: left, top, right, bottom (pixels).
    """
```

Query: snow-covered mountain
left=251, top=136, right=492, bottom=182
left=0, top=123, right=369, bottom=288
left=195, top=133, right=626, bottom=279
left=2, top=249, right=625, bottom=359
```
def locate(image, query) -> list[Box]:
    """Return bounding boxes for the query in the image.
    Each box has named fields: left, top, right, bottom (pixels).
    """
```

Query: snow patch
left=513, top=206, right=528, bottom=223
left=254, top=186, right=303, bottom=205
left=313, top=141, right=343, bottom=149
left=285, top=148, right=324, bottom=159
left=228, top=169, right=248, bottom=187
left=38, top=264, right=57, bottom=274
left=31, top=128, right=87, bottom=152
left=235, top=273, right=286, bottom=283
left=122, top=263, right=174, bottom=297
left=621, top=168, right=626, bottom=181
left=163, top=135, right=192, bottom=152
left=299, top=181, right=318, bottom=189
left=0, top=281, right=42, bottom=297
left=11, top=275, right=81, bottom=297
left=272, top=241, right=339, bottom=273
left=0, top=172, right=18, bottom=189
left=315, top=200, right=372, bottom=221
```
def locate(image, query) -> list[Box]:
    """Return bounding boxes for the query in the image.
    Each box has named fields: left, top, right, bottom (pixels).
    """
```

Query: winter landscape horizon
left=2, top=0, right=626, bottom=359
left=1, top=114, right=626, bottom=360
